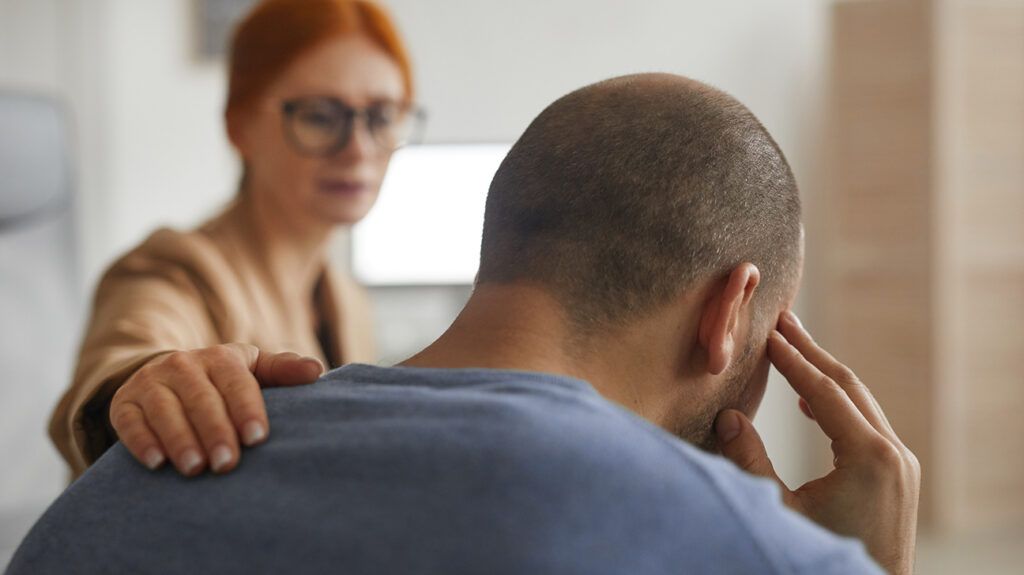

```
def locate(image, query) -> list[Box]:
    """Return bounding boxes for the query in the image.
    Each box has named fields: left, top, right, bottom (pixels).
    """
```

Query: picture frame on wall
left=195, top=0, right=258, bottom=59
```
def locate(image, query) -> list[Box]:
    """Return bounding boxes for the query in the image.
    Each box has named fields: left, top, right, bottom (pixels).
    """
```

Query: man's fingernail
left=716, top=411, right=742, bottom=443
left=210, top=444, right=232, bottom=473
left=180, top=448, right=203, bottom=474
left=143, top=448, right=165, bottom=470
left=242, top=421, right=267, bottom=446
left=787, top=311, right=804, bottom=329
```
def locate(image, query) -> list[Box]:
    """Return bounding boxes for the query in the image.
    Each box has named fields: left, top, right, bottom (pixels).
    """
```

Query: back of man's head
left=478, top=73, right=802, bottom=332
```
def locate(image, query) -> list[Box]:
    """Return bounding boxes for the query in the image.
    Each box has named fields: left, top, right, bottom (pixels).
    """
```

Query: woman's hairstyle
left=226, top=0, right=414, bottom=116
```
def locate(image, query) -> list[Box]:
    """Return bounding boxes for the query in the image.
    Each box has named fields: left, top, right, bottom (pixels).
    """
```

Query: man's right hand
left=109, top=344, right=324, bottom=477
left=715, top=311, right=920, bottom=575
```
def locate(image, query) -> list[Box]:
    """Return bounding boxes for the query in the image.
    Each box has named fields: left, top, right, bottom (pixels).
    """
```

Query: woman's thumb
left=715, top=409, right=782, bottom=484
left=254, top=350, right=324, bottom=387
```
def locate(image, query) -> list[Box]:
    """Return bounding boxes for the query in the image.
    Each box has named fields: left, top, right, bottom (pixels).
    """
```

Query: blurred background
left=1, top=0, right=1021, bottom=572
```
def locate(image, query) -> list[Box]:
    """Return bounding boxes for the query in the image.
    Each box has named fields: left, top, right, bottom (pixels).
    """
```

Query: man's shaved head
left=478, top=74, right=802, bottom=333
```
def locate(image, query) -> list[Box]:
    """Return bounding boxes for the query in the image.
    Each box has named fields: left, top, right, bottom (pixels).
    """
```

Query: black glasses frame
left=280, top=96, right=427, bottom=157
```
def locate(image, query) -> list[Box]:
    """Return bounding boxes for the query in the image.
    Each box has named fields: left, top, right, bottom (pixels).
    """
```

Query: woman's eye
left=368, top=106, right=400, bottom=129
left=298, top=109, right=338, bottom=129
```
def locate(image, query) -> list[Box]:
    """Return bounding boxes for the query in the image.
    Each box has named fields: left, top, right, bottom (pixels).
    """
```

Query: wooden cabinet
left=824, top=0, right=1024, bottom=533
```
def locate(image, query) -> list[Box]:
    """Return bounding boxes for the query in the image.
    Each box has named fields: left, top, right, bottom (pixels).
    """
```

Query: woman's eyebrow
left=282, top=91, right=406, bottom=105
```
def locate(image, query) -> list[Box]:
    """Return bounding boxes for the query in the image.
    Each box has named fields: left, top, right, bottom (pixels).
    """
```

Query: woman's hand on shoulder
left=109, top=344, right=324, bottom=477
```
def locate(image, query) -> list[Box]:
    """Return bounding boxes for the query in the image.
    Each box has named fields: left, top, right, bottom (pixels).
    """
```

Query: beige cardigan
left=50, top=201, right=376, bottom=479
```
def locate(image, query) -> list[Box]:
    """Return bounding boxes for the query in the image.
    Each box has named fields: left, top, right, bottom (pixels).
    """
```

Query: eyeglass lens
left=284, top=97, right=422, bottom=156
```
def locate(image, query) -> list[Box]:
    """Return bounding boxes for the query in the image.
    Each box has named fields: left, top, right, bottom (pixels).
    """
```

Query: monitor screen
left=352, top=144, right=512, bottom=285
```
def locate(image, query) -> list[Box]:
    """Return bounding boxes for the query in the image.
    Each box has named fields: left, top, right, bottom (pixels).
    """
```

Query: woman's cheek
left=292, top=159, right=321, bottom=201
left=373, top=154, right=394, bottom=190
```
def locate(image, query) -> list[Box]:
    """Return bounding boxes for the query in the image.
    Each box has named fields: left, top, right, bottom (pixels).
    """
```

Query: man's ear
left=697, top=263, right=761, bottom=376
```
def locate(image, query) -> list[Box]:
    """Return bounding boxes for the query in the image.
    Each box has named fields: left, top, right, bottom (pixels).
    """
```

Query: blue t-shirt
left=8, top=364, right=880, bottom=574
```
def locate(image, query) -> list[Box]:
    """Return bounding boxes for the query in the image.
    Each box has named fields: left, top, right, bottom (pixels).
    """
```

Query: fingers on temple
left=777, top=313, right=852, bottom=382
left=111, top=401, right=165, bottom=471
left=717, top=410, right=784, bottom=486
left=777, top=313, right=899, bottom=439
left=138, top=384, right=206, bottom=476
left=798, top=397, right=815, bottom=420
left=767, top=330, right=877, bottom=446
left=208, top=360, right=270, bottom=447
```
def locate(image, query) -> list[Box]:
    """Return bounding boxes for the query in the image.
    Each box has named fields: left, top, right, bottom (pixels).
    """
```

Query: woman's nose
left=333, top=120, right=377, bottom=163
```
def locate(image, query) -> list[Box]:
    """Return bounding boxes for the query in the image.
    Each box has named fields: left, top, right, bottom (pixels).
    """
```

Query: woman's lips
left=317, top=180, right=368, bottom=195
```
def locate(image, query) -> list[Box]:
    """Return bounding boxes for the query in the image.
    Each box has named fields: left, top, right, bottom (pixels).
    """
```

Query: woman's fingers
left=168, top=382, right=239, bottom=474
left=110, top=344, right=323, bottom=476
left=109, top=400, right=165, bottom=470
left=211, top=345, right=323, bottom=445
left=254, top=349, right=325, bottom=387
left=137, top=383, right=206, bottom=476
left=206, top=354, right=271, bottom=448
left=777, top=312, right=898, bottom=439
left=160, top=350, right=242, bottom=474
left=767, top=330, right=877, bottom=448
left=221, top=343, right=323, bottom=388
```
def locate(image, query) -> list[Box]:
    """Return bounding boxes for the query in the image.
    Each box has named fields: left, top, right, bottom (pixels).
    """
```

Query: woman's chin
left=310, top=194, right=376, bottom=226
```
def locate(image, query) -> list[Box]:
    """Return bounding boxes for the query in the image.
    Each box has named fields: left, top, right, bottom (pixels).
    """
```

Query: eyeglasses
left=281, top=96, right=426, bottom=157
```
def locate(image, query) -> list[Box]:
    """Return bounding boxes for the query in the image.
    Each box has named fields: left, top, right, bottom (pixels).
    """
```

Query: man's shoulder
left=261, top=364, right=877, bottom=572
left=9, top=365, right=880, bottom=575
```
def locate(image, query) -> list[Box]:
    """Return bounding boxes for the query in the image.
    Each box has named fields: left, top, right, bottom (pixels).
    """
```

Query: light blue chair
left=0, top=92, right=83, bottom=566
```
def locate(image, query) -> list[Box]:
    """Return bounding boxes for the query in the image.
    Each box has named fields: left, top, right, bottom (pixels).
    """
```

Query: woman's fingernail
left=143, top=448, right=165, bottom=470
left=242, top=421, right=267, bottom=446
left=210, top=444, right=232, bottom=473
left=715, top=411, right=742, bottom=443
left=301, top=357, right=324, bottom=373
left=180, top=448, right=203, bottom=474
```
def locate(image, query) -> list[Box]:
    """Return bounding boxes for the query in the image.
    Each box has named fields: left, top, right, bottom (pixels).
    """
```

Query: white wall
left=58, top=0, right=239, bottom=291
left=0, top=0, right=78, bottom=564
left=70, top=0, right=832, bottom=300
left=0, top=0, right=833, bottom=563
left=0, top=0, right=62, bottom=91
left=396, top=0, right=824, bottom=147
left=101, top=0, right=238, bottom=271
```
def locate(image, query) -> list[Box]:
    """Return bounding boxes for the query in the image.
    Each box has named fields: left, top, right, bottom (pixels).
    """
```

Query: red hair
left=226, top=0, right=414, bottom=115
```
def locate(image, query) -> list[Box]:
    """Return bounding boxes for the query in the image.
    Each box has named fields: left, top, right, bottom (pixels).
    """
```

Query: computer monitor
left=352, top=143, right=511, bottom=286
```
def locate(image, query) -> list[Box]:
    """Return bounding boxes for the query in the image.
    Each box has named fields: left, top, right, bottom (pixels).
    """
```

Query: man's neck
left=399, top=283, right=698, bottom=427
